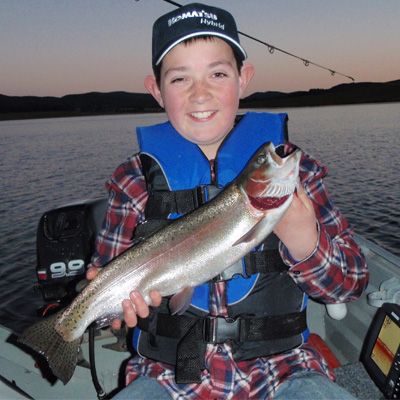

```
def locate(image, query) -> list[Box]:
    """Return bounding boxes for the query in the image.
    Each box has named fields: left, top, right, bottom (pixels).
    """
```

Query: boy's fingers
left=149, top=290, right=162, bottom=306
left=86, top=272, right=162, bottom=328
left=86, top=266, right=99, bottom=280
left=110, top=290, right=162, bottom=329
left=122, top=299, right=138, bottom=328
left=295, top=186, right=314, bottom=212
left=296, top=185, right=308, bottom=202
left=130, top=291, right=149, bottom=319
left=111, top=319, right=122, bottom=330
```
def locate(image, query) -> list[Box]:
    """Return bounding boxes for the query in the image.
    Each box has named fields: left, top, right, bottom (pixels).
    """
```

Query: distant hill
left=1, top=80, right=399, bottom=120
left=240, top=79, right=400, bottom=108
left=0, top=92, right=161, bottom=120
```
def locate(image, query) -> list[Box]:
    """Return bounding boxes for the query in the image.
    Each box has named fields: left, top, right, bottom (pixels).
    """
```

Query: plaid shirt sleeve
left=89, top=153, right=148, bottom=269
left=280, top=142, right=368, bottom=303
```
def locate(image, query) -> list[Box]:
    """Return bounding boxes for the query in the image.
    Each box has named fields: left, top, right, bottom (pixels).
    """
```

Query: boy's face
left=146, top=38, right=254, bottom=159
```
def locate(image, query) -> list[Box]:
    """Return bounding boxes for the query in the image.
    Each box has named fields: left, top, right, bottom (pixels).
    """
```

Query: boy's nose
left=189, top=80, right=212, bottom=103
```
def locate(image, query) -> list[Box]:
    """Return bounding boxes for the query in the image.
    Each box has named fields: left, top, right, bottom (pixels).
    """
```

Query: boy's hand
left=273, top=186, right=318, bottom=261
left=86, top=267, right=162, bottom=329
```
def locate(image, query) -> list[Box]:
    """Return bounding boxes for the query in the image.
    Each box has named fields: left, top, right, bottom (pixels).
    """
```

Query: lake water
left=0, top=102, right=399, bottom=334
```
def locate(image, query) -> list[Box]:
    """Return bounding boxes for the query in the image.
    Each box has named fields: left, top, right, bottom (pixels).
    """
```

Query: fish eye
left=257, top=154, right=267, bottom=164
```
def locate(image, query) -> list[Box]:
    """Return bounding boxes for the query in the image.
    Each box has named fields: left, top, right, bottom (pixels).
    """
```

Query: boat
left=0, top=197, right=399, bottom=399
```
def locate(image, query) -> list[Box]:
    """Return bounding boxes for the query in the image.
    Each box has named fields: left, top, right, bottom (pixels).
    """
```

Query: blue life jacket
left=133, top=112, right=309, bottom=366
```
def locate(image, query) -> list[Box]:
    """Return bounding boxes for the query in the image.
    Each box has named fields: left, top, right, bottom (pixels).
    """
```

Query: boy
left=87, top=3, right=368, bottom=399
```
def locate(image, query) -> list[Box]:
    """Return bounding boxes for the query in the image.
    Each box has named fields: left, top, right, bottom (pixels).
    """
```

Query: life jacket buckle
left=196, top=185, right=221, bottom=205
left=195, top=186, right=207, bottom=207
left=213, top=259, right=247, bottom=282
left=203, top=316, right=241, bottom=344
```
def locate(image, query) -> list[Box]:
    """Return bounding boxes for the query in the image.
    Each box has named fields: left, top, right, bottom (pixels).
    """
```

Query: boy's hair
left=153, top=35, right=244, bottom=87
left=151, top=2, right=246, bottom=79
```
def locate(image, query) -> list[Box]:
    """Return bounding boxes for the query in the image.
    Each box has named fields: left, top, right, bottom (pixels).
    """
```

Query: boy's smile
left=145, top=37, right=254, bottom=159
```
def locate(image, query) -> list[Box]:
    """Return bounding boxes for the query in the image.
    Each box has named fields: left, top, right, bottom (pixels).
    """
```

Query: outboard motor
left=35, top=198, right=121, bottom=398
left=35, top=198, right=107, bottom=305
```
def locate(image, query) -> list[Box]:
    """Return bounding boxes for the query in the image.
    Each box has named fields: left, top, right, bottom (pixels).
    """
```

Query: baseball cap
left=152, top=2, right=247, bottom=67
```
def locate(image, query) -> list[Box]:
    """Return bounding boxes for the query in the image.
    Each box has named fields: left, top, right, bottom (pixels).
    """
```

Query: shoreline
left=1, top=100, right=399, bottom=122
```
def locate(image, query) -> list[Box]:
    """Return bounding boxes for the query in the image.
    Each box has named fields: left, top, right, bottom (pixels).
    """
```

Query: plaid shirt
left=90, top=142, right=368, bottom=399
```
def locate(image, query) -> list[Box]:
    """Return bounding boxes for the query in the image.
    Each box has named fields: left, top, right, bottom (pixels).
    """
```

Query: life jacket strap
left=137, top=310, right=307, bottom=383
left=244, top=249, right=288, bottom=274
left=204, top=310, right=306, bottom=343
left=138, top=310, right=306, bottom=343
left=145, top=187, right=208, bottom=219
left=144, top=185, right=222, bottom=219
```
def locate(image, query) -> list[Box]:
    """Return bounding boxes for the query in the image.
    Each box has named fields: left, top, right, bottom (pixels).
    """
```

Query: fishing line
left=138, top=0, right=355, bottom=82
left=89, top=323, right=108, bottom=400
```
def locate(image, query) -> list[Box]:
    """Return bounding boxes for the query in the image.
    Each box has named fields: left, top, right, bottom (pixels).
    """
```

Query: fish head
left=239, top=142, right=301, bottom=210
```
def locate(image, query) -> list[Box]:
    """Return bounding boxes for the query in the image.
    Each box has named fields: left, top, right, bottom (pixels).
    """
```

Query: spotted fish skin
left=19, top=142, right=301, bottom=384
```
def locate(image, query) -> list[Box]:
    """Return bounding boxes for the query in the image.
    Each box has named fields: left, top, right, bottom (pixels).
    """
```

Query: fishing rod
left=146, top=0, right=355, bottom=83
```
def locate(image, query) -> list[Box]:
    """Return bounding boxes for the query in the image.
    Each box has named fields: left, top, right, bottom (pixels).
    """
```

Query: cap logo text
left=168, top=10, right=224, bottom=30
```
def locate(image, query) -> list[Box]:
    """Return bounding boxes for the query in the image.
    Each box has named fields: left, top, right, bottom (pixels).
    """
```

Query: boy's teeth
left=191, top=111, right=213, bottom=119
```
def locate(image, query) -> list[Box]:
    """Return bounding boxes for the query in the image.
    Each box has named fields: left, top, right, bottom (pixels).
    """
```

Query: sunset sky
left=1, top=0, right=399, bottom=97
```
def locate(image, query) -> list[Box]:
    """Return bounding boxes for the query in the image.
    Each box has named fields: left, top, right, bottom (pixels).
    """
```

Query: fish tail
left=18, top=312, right=80, bottom=384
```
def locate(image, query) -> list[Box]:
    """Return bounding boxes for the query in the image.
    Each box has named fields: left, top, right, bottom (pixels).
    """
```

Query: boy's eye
left=212, top=72, right=228, bottom=78
left=170, top=77, right=184, bottom=84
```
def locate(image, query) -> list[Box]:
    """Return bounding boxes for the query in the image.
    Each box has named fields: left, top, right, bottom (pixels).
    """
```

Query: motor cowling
left=35, top=199, right=107, bottom=304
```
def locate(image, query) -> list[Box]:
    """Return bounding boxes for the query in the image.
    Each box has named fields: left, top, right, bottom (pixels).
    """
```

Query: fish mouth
left=246, top=150, right=299, bottom=210
left=262, top=180, right=297, bottom=197
left=248, top=193, right=291, bottom=210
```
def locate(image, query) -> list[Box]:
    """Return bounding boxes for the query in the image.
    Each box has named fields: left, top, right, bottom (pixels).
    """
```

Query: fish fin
left=169, top=287, right=194, bottom=315
left=232, top=219, right=265, bottom=246
left=18, top=312, right=80, bottom=384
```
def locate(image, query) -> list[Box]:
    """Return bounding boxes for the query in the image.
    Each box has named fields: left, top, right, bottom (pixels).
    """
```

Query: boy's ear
left=238, top=63, right=255, bottom=99
left=144, top=75, right=164, bottom=108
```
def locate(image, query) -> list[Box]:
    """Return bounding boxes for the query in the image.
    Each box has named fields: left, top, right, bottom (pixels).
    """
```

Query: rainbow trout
left=19, top=142, right=301, bottom=384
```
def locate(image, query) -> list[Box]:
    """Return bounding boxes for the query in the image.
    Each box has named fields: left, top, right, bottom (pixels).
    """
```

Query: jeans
left=112, top=376, right=170, bottom=400
left=112, top=371, right=357, bottom=399
left=274, top=371, right=357, bottom=400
